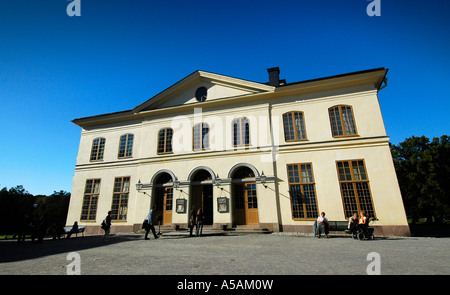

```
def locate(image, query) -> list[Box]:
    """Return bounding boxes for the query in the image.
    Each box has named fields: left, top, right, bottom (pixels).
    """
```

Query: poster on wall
left=217, top=197, right=228, bottom=213
left=176, top=199, right=186, bottom=213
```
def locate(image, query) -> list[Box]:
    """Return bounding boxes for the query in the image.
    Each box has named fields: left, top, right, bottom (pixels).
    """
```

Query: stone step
left=137, top=225, right=273, bottom=236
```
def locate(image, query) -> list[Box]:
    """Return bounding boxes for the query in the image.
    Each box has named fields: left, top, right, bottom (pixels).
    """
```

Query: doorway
left=153, top=173, right=173, bottom=226
left=232, top=167, right=259, bottom=225
left=190, top=169, right=214, bottom=225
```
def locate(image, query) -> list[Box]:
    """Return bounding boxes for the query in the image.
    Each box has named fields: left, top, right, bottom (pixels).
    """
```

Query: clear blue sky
left=1, top=0, right=449, bottom=195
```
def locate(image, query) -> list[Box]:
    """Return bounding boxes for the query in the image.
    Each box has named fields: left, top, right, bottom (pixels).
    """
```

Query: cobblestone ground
left=1, top=233, right=449, bottom=275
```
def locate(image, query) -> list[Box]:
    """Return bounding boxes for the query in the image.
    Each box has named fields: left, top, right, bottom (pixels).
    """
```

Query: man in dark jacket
left=145, top=205, right=159, bottom=240
left=189, top=206, right=196, bottom=237
left=102, top=211, right=112, bottom=240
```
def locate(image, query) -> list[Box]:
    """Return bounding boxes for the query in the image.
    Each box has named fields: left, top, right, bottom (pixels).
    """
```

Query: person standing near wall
left=196, top=208, right=204, bottom=237
left=189, top=206, right=196, bottom=237
left=316, top=212, right=329, bottom=238
left=102, top=211, right=112, bottom=241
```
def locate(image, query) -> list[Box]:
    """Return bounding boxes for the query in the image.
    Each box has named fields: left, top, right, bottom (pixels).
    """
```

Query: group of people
left=27, top=209, right=370, bottom=241
left=140, top=205, right=206, bottom=240
left=189, top=206, right=205, bottom=237
left=347, top=211, right=369, bottom=233
left=316, top=211, right=369, bottom=238
left=16, top=204, right=55, bottom=244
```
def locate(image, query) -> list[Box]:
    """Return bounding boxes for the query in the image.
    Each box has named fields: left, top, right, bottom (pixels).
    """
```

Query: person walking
left=145, top=205, right=159, bottom=240
left=189, top=206, right=197, bottom=237
left=196, top=208, right=204, bottom=237
left=102, top=211, right=112, bottom=241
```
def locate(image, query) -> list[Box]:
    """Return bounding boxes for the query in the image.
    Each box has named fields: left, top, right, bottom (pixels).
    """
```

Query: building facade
left=67, top=67, right=411, bottom=236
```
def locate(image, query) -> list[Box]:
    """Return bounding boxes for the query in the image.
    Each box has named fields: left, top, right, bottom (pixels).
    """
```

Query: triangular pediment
left=132, top=71, right=274, bottom=113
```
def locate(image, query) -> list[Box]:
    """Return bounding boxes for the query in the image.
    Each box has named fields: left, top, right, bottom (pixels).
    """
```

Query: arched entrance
left=231, top=166, right=259, bottom=225
left=190, top=169, right=214, bottom=225
left=153, top=172, right=173, bottom=226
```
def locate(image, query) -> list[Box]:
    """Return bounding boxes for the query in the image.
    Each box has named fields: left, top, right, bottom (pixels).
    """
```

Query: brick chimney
left=267, top=67, right=280, bottom=86
left=267, top=67, right=285, bottom=86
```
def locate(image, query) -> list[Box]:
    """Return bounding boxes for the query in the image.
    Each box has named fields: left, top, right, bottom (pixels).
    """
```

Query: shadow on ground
left=409, top=223, right=450, bottom=237
left=0, top=234, right=142, bottom=263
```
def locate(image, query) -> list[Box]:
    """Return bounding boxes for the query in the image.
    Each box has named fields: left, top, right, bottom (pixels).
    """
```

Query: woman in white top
left=316, top=212, right=329, bottom=238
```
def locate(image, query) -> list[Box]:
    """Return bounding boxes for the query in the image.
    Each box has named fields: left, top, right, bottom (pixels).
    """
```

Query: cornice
left=74, top=136, right=390, bottom=172
left=72, top=68, right=388, bottom=129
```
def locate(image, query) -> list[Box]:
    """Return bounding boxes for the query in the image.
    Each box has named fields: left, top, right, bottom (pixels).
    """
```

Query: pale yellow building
left=67, top=67, right=410, bottom=236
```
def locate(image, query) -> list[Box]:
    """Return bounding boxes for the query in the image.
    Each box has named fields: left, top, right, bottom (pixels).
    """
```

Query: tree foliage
left=0, top=185, right=70, bottom=235
left=391, top=135, right=450, bottom=223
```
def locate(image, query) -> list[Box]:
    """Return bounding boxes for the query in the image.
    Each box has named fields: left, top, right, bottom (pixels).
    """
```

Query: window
left=195, top=87, right=208, bottom=102
left=90, top=138, right=105, bottom=161
left=111, top=177, right=130, bottom=221
left=329, top=105, right=357, bottom=137
left=233, top=183, right=257, bottom=210
left=232, top=117, right=250, bottom=147
left=118, top=134, right=134, bottom=158
left=165, top=187, right=173, bottom=211
left=287, top=163, right=318, bottom=219
left=193, top=123, right=210, bottom=151
left=246, top=183, right=258, bottom=209
left=157, top=128, right=173, bottom=154
left=80, top=179, right=100, bottom=221
left=283, top=111, right=307, bottom=141
left=337, top=160, right=375, bottom=218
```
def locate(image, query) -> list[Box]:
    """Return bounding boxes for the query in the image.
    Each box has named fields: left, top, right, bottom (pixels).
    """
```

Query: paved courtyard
left=1, top=233, right=449, bottom=276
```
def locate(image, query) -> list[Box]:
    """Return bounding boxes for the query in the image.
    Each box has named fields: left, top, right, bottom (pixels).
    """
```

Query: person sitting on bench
left=358, top=211, right=368, bottom=227
left=316, top=212, right=329, bottom=238
left=66, top=221, right=79, bottom=239
left=346, top=212, right=359, bottom=234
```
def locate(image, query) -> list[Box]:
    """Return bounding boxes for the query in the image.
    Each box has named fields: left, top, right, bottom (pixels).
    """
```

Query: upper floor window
left=283, top=111, right=307, bottom=142
left=193, top=123, right=210, bottom=151
left=232, top=117, right=250, bottom=147
left=195, top=87, right=208, bottom=102
left=158, top=128, right=173, bottom=154
left=90, top=137, right=106, bottom=161
left=118, top=134, right=134, bottom=158
left=329, top=105, right=357, bottom=137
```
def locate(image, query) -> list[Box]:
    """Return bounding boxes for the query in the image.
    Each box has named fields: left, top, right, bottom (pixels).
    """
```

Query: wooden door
left=245, top=183, right=259, bottom=225
left=233, top=184, right=246, bottom=225
left=233, top=182, right=259, bottom=225
left=163, top=187, right=173, bottom=225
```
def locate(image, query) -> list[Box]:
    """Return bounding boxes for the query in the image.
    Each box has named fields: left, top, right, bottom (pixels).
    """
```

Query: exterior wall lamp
left=260, top=171, right=267, bottom=188
left=136, top=179, right=143, bottom=191
left=173, top=177, right=180, bottom=189
left=214, top=173, right=222, bottom=186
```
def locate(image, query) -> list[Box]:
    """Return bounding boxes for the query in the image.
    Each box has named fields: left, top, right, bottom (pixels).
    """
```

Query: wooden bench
left=64, top=225, right=86, bottom=238
left=314, top=220, right=349, bottom=236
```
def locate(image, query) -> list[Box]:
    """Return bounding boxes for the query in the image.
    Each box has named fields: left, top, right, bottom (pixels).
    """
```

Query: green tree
left=43, top=191, right=71, bottom=235
left=0, top=186, right=70, bottom=237
left=391, top=135, right=450, bottom=223
left=0, top=185, right=35, bottom=234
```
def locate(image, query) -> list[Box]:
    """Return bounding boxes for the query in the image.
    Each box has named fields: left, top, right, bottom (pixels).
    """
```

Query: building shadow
left=409, top=223, right=450, bottom=237
left=0, top=234, right=142, bottom=263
